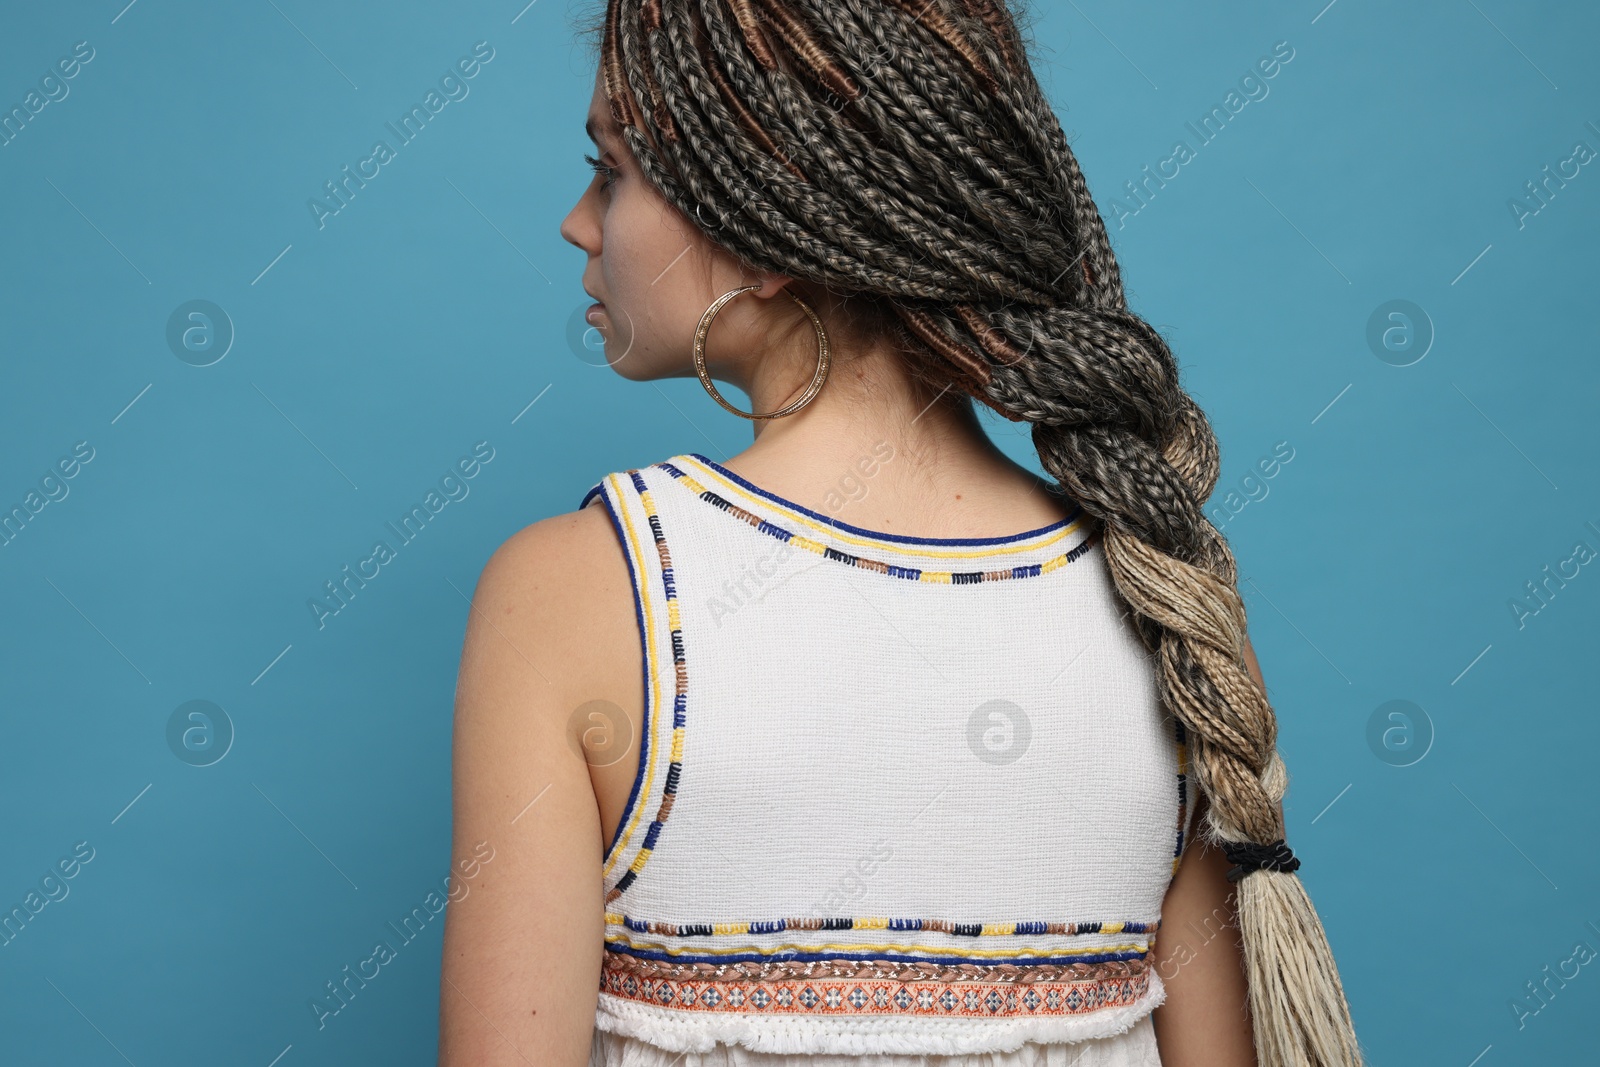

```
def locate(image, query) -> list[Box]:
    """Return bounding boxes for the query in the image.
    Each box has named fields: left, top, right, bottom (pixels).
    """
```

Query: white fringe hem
left=594, top=972, right=1167, bottom=1056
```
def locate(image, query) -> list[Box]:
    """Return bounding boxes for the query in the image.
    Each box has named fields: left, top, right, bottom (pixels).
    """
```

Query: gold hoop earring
left=692, top=284, right=831, bottom=421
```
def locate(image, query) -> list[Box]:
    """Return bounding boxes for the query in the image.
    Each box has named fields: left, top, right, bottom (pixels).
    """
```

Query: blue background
left=2, top=1, right=1595, bottom=1064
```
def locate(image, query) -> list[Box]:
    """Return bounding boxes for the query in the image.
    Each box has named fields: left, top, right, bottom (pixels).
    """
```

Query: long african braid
left=590, top=2, right=1364, bottom=1063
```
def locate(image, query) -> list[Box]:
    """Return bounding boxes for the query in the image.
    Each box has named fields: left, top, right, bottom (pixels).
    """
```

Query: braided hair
left=589, top=2, right=1363, bottom=1062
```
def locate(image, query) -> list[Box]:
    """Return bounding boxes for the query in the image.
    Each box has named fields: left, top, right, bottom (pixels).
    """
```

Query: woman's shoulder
left=484, top=504, right=616, bottom=583
left=477, top=497, right=628, bottom=620
left=483, top=455, right=666, bottom=586
left=467, top=481, right=639, bottom=695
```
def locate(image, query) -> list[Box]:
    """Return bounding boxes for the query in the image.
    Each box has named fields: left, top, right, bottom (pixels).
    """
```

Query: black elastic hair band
left=1222, top=839, right=1301, bottom=883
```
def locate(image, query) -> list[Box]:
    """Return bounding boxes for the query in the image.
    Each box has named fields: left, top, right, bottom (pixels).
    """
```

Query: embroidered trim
left=676, top=453, right=1084, bottom=557
left=591, top=473, right=662, bottom=884
left=606, top=913, right=1158, bottom=937
left=583, top=477, right=656, bottom=875
left=605, top=951, right=1150, bottom=984
left=606, top=939, right=1151, bottom=967
left=600, top=951, right=1152, bottom=1019
left=602, top=469, right=689, bottom=904
left=590, top=473, right=667, bottom=886
left=1173, top=719, right=1190, bottom=878
left=657, top=461, right=1099, bottom=584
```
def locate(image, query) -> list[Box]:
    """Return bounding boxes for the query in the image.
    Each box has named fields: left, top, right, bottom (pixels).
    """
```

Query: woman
left=439, top=2, right=1363, bottom=1065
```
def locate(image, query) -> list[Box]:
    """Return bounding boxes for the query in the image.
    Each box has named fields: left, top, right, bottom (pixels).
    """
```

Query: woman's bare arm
left=438, top=510, right=621, bottom=1067
left=1147, top=636, right=1269, bottom=1067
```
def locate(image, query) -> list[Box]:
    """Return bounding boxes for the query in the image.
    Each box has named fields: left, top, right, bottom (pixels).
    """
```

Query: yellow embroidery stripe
left=673, top=455, right=1084, bottom=561
left=787, top=533, right=828, bottom=555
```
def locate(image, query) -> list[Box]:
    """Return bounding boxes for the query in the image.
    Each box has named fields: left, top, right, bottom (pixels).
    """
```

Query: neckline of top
left=665, top=452, right=1089, bottom=557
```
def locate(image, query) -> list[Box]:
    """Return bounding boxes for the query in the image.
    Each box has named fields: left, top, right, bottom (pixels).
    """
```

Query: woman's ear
left=749, top=275, right=796, bottom=300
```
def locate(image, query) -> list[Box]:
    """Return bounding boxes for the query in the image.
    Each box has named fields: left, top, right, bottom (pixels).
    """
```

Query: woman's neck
left=716, top=338, right=1073, bottom=540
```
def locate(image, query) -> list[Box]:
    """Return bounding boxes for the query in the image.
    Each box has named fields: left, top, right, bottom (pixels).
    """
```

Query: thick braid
left=596, top=3, right=1364, bottom=1063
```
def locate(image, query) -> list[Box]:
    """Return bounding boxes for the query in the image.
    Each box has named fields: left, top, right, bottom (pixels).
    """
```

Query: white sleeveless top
left=579, top=452, right=1194, bottom=1065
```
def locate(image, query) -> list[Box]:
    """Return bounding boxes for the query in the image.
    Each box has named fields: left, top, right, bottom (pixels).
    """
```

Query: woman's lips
left=585, top=302, right=605, bottom=326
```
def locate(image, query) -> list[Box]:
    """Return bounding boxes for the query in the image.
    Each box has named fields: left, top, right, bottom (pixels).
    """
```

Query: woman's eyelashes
left=584, top=152, right=618, bottom=190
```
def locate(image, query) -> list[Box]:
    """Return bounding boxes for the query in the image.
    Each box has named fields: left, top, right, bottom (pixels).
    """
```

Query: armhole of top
left=579, top=472, right=657, bottom=876
left=1171, top=717, right=1199, bottom=880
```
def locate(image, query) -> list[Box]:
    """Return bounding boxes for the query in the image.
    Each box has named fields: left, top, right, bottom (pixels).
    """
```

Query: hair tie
left=1222, top=839, right=1300, bottom=883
